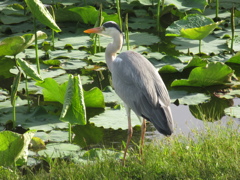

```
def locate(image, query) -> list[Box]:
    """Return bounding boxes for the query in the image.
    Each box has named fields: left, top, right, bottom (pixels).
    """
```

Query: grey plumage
left=112, top=51, right=173, bottom=135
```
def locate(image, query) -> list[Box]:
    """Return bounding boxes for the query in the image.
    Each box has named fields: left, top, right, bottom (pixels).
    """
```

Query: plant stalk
left=231, top=7, right=235, bottom=54
left=215, top=0, right=219, bottom=19
left=125, top=13, right=130, bottom=50
left=68, top=123, right=72, bottom=143
left=199, top=40, right=202, bottom=54
left=116, top=0, right=122, bottom=30
left=33, top=18, right=40, bottom=74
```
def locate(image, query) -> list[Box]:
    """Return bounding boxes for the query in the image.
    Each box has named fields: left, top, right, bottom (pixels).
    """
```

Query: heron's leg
left=140, top=118, right=146, bottom=155
left=123, top=106, right=132, bottom=166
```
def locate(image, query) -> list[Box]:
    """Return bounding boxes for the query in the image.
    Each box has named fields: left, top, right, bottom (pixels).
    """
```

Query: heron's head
left=84, top=21, right=122, bottom=37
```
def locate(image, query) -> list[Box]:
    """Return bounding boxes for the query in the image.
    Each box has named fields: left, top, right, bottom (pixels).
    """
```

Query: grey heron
left=84, top=21, right=174, bottom=165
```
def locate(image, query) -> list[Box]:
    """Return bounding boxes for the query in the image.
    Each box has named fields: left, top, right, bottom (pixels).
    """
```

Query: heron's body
left=112, top=51, right=173, bottom=135
left=84, top=21, right=174, bottom=165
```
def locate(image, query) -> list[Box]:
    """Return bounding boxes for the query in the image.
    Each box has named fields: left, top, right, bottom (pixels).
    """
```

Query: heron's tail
left=149, top=105, right=174, bottom=136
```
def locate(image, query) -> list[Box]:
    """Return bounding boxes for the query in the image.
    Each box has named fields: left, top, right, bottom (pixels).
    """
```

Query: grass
left=1, top=122, right=240, bottom=180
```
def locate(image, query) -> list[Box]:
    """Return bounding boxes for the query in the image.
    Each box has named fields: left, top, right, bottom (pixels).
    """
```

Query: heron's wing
left=113, top=51, right=170, bottom=104
left=112, top=51, right=173, bottom=135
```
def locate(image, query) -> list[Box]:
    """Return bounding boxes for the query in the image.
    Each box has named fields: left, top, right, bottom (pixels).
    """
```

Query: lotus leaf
left=25, top=0, right=61, bottom=32
left=171, top=62, right=234, bottom=87
left=166, top=14, right=223, bottom=40
left=224, top=106, right=240, bottom=118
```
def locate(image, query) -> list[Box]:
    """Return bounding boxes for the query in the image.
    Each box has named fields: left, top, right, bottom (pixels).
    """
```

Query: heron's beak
left=84, top=27, right=102, bottom=34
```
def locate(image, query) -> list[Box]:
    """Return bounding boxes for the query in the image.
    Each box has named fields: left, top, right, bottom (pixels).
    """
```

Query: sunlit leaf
left=224, top=106, right=240, bottom=118
left=17, top=58, right=43, bottom=82
left=169, top=90, right=211, bottom=105
left=0, top=131, right=34, bottom=166
left=0, top=31, right=47, bottom=56
left=84, top=87, right=105, bottom=108
left=171, top=62, right=234, bottom=87
left=38, top=143, right=81, bottom=158
left=226, top=51, right=240, bottom=64
left=165, top=0, right=207, bottom=12
left=90, top=107, right=141, bottom=130
left=69, top=6, right=119, bottom=25
left=166, top=14, right=223, bottom=40
left=60, top=75, right=86, bottom=125
left=25, top=0, right=61, bottom=32
left=36, top=78, right=67, bottom=103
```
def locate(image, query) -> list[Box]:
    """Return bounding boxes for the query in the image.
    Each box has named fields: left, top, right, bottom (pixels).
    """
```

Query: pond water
left=138, top=99, right=238, bottom=146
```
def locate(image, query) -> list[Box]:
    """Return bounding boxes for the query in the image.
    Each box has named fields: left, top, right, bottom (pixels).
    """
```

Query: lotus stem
left=215, top=0, right=219, bottom=20
left=116, top=0, right=122, bottom=30
left=125, top=13, right=130, bottom=50
left=49, top=5, right=56, bottom=50
left=199, top=40, right=202, bottom=54
left=231, top=7, right=235, bottom=54
left=33, top=18, right=40, bottom=74
left=25, top=75, right=31, bottom=112
left=157, top=0, right=161, bottom=34
left=68, top=123, right=72, bottom=143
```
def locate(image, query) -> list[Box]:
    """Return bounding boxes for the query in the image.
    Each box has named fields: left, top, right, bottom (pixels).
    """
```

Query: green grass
left=2, top=122, right=240, bottom=180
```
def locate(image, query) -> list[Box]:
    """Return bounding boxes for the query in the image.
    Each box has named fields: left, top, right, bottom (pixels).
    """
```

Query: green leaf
left=224, top=106, right=240, bottom=118
left=72, top=124, right=104, bottom=148
left=226, top=51, right=240, bottom=64
left=0, top=31, right=47, bottom=56
left=17, top=58, right=43, bottom=82
left=60, top=75, right=86, bottom=125
left=69, top=6, right=119, bottom=25
left=166, top=14, right=223, bottom=40
left=84, top=87, right=105, bottom=108
left=165, top=0, right=207, bottom=12
left=171, top=62, right=234, bottom=87
left=0, top=131, right=24, bottom=166
left=89, top=107, right=141, bottom=130
left=0, top=131, right=34, bottom=166
left=169, top=90, right=211, bottom=105
left=25, top=0, right=61, bottom=32
left=36, top=78, right=67, bottom=103
left=38, top=143, right=81, bottom=158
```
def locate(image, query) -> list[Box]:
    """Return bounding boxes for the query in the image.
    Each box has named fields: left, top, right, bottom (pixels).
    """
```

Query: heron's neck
left=105, top=33, right=123, bottom=72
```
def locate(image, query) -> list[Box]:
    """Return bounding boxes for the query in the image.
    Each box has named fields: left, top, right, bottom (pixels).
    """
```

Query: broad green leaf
left=0, top=31, right=47, bottom=56
left=25, top=0, right=61, bottom=32
left=36, top=78, right=67, bottom=103
left=180, top=22, right=223, bottom=40
left=171, top=62, right=234, bottom=87
left=90, top=107, right=141, bottom=130
left=60, top=75, right=74, bottom=119
left=165, top=0, right=207, bottom=12
left=60, top=75, right=86, bottom=125
left=16, top=131, right=35, bottom=166
left=169, top=90, right=211, bottom=105
left=224, top=106, right=240, bottom=118
left=0, top=131, right=34, bottom=166
left=72, top=124, right=104, bottom=148
left=84, top=87, right=105, bottom=108
left=226, top=51, right=240, bottom=64
left=0, top=131, right=24, bottom=166
left=17, top=58, right=43, bottom=82
left=38, top=143, right=81, bottom=158
left=69, top=6, right=119, bottom=25
left=166, top=14, right=223, bottom=40
left=172, top=35, right=228, bottom=54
